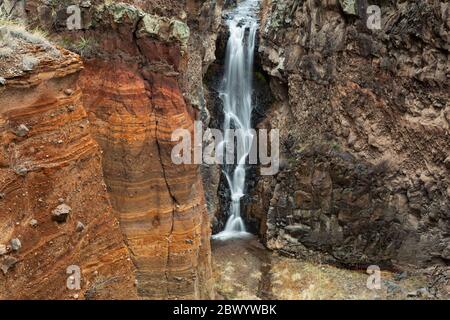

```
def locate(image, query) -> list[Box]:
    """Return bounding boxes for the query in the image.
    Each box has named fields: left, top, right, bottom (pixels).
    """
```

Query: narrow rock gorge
left=0, top=0, right=449, bottom=300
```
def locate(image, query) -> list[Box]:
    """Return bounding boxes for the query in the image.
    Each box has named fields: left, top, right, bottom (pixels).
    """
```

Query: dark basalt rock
left=248, top=0, right=450, bottom=269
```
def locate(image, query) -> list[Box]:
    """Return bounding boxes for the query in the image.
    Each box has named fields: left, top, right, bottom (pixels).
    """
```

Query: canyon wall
left=3, top=0, right=448, bottom=301
left=248, top=0, right=450, bottom=268
left=1, top=0, right=223, bottom=299
left=0, top=26, right=137, bottom=299
left=76, top=2, right=214, bottom=299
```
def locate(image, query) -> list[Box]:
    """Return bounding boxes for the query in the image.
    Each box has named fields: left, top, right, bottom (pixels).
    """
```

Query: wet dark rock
left=285, top=224, right=311, bottom=237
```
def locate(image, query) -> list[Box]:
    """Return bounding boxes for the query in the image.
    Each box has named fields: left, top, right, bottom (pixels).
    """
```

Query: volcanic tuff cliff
left=74, top=2, right=217, bottom=299
left=0, top=24, right=137, bottom=299
left=247, top=0, right=450, bottom=268
left=0, top=0, right=223, bottom=299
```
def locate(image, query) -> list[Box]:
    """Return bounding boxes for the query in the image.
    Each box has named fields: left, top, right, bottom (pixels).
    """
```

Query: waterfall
left=213, top=0, right=260, bottom=241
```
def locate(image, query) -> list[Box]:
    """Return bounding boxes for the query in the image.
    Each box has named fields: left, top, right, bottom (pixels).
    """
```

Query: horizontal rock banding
left=80, top=58, right=212, bottom=299
left=1, top=0, right=219, bottom=299
left=0, top=36, right=136, bottom=299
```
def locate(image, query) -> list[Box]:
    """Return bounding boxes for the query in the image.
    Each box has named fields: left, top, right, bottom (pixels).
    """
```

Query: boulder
left=52, top=204, right=72, bottom=223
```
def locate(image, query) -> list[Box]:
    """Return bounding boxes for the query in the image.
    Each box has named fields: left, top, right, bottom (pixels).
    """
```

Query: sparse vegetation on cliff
left=59, top=36, right=97, bottom=57
left=0, top=18, right=57, bottom=55
left=0, top=19, right=64, bottom=78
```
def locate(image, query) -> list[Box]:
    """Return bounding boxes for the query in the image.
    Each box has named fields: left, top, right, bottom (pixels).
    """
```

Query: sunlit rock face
left=248, top=0, right=450, bottom=268
left=0, top=26, right=137, bottom=300
left=79, top=61, right=213, bottom=299
left=75, top=3, right=215, bottom=299
left=1, top=0, right=223, bottom=299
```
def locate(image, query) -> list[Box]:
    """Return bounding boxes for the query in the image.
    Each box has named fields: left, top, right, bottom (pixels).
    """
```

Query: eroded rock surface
left=0, top=25, right=137, bottom=299
left=1, top=0, right=223, bottom=299
left=75, top=2, right=216, bottom=300
left=248, top=0, right=450, bottom=268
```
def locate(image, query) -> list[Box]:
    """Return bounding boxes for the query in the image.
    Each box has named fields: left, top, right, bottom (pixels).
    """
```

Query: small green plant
left=57, top=36, right=72, bottom=49
left=254, top=70, right=267, bottom=83
left=331, top=142, right=341, bottom=151
left=30, top=26, right=49, bottom=40
left=59, top=36, right=98, bottom=57
left=71, top=36, right=97, bottom=57
left=0, top=18, right=50, bottom=46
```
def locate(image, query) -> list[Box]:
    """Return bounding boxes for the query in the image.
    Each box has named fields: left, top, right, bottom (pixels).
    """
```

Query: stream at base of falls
left=212, top=237, right=432, bottom=300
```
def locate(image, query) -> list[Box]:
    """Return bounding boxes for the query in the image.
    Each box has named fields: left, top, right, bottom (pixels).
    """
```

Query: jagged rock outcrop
left=0, top=25, right=137, bottom=299
left=248, top=0, right=450, bottom=267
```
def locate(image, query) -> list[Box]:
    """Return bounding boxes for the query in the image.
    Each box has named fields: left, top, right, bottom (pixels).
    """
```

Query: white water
left=213, top=0, right=260, bottom=241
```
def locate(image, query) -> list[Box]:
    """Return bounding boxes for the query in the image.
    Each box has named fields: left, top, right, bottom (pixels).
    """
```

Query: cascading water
left=213, top=0, right=260, bottom=241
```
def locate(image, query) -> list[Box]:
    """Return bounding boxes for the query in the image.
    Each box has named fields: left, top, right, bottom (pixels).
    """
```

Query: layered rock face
left=81, top=61, right=212, bottom=299
left=248, top=0, right=450, bottom=267
left=1, top=0, right=222, bottom=299
left=46, top=1, right=218, bottom=299
left=0, top=26, right=137, bottom=299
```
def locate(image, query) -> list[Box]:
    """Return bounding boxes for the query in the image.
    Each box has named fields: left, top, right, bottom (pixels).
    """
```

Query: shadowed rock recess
left=0, top=0, right=449, bottom=300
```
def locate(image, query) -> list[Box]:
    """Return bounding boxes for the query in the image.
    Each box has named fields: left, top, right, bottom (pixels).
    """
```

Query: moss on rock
left=339, top=0, right=357, bottom=15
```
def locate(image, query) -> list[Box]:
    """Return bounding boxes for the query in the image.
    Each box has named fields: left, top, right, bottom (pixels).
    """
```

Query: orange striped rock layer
left=0, top=47, right=137, bottom=300
left=80, top=58, right=213, bottom=299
